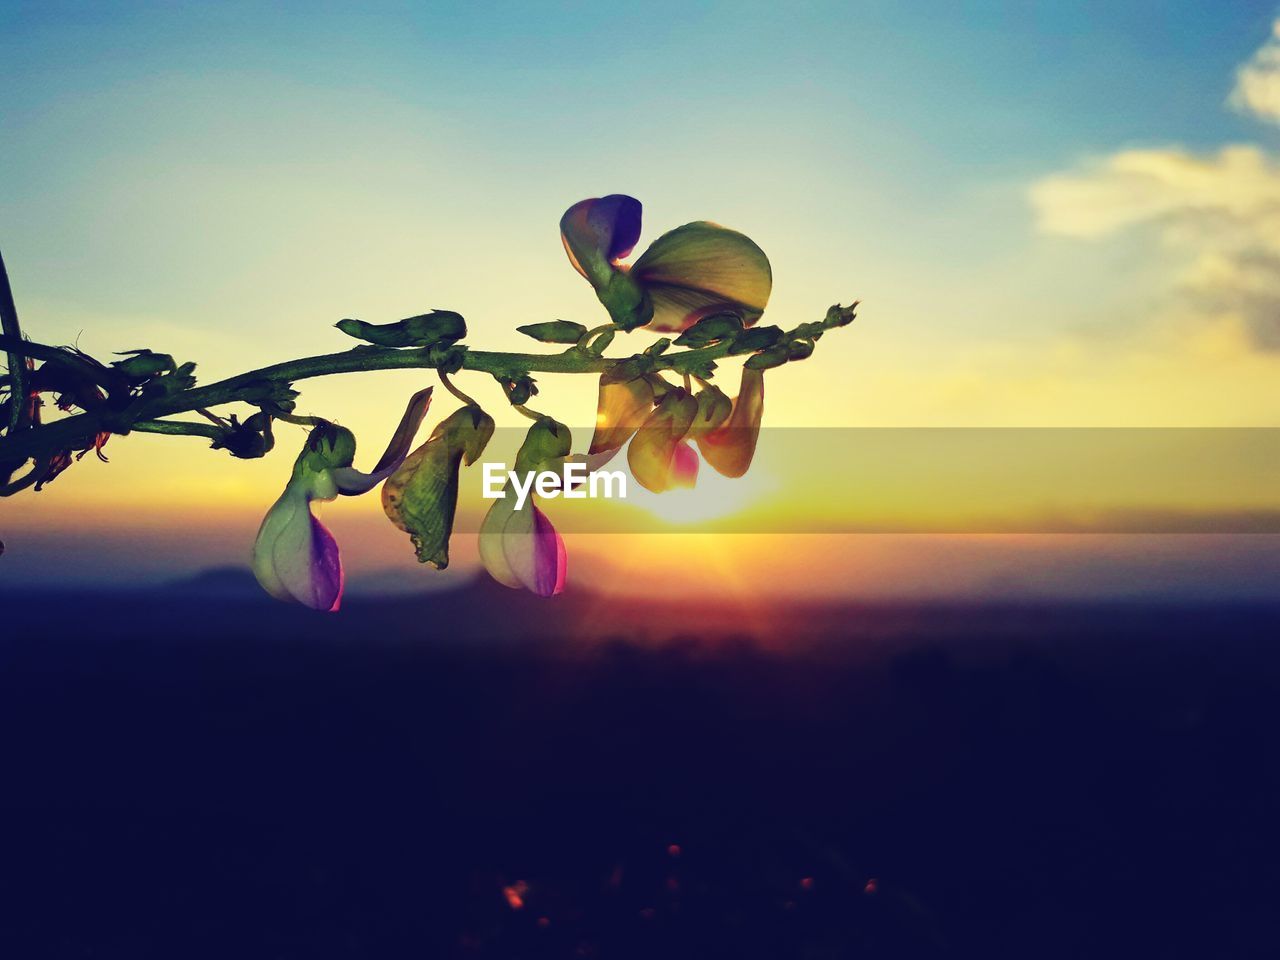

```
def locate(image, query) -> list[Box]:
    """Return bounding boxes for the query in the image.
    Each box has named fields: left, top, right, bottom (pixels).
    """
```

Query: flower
left=560, top=195, right=772, bottom=332
left=251, top=387, right=432, bottom=611
left=628, top=388, right=701, bottom=493
left=382, top=404, right=494, bottom=569
left=587, top=373, right=655, bottom=467
left=477, top=490, right=567, bottom=598
left=695, top=367, right=764, bottom=478
left=477, top=416, right=571, bottom=596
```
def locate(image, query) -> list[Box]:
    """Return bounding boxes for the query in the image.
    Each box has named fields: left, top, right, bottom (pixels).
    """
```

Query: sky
left=2, top=1, right=1278, bottom=599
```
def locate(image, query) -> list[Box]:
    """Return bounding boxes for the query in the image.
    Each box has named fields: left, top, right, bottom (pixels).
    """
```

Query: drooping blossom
left=382, top=404, right=494, bottom=569
left=477, top=489, right=567, bottom=598
left=251, top=387, right=432, bottom=611
left=477, top=416, right=571, bottom=596
left=695, top=367, right=765, bottom=478
left=560, top=195, right=772, bottom=332
left=586, top=374, right=655, bottom=469
left=628, top=388, right=701, bottom=493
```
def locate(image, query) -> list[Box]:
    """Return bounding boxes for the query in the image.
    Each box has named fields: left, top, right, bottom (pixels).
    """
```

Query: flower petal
left=478, top=490, right=522, bottom=589
left=589, top=375, right=654, bottom=455
left=671, top=441, right=700, bottom=489
left=503, top=503, right=567, bottom=597
left=631, top=221, right=772, bottom=332
left=696, top=367, right=765, bottom=478
left=251, top=485, right=344, bottom=612
left=560, top=195, right=643, bottom=286
left=627, top=389, right=699, bottom=493
left=382, top=405, right=494, bottom=569
left=332, top=386, right=433, bottom=495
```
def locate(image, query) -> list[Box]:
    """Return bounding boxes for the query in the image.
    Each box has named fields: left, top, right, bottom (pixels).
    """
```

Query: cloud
left=1030, top=19, right=1280, bottom=353
left=1031, top=145, right=1280, bottom=350
left=1230, top=19, right=1280, bottom=122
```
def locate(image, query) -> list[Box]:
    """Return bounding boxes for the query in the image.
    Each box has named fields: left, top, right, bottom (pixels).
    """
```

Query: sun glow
left=626, top=464, right=776, bottom=526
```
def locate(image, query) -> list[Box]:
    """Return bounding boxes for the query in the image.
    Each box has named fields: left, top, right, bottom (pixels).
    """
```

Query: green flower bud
left=728, top=325, right=784, bottom=355
left=673, top=312, right=744, bottom=347
left=744, top=345, right=790, bottom=370
left=825, top=302, right=858, bottom=327
left=516, top=320, right=588, bottom=344
left=336, top=310, right=467, bottom=348
left=787, top=338, right=815, bottom=361
left=213, top=411, right=276, bottom=460
left=496, top=374, right=538, bottom=406
left=112, top=349, right=176, bottom=379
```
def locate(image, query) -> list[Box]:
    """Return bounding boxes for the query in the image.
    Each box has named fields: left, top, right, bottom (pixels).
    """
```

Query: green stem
left=438, top=369, right=478, bottom=406
left=273, top=411, right=327, bottom=427
left=132, top=419, right=226, bottom=440
left=0, top=330, right=741, bottom=467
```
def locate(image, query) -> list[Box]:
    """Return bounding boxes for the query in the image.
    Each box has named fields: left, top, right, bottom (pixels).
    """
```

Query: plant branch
left=0, top=250, right=29, bottom=433
left=0, top=302, right=853, bottom=470
left=132, top=419, right=227, bottom=440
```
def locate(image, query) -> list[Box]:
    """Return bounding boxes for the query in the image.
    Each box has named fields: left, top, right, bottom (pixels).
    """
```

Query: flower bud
left=336, top=310, right=467, bottom=348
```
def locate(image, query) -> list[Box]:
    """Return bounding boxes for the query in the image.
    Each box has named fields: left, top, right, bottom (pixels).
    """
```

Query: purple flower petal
left=251, top=484, right=345, bottom=612
left=593, top=194, right=643, bottom=263
left=671, top=441, right=700, bottom=489
left=305, top=512, right=344, bottom=612
left=560, top=195, right=643, bottom=286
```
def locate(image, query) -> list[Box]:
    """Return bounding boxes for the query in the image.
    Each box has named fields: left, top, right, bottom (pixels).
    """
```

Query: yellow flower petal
left=589, top=375, right=654, bottom=455
left=631, top=222, right=772, bottom=333
left=696, top=367, right=764, bottom=478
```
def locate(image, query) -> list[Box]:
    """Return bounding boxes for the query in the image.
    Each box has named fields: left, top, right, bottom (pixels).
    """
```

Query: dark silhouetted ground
left=1, top=575, right=1277, bottom=958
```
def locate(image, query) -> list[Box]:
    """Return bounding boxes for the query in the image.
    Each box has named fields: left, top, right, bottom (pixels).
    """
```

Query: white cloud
left=1229, top=19, right=1280, bottom=122
left=1031, top=145, right=1280, bottom=350
left=1029, top=19, right=1280, bottom=353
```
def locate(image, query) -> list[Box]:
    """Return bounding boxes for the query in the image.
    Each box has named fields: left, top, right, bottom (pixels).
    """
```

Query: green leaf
left=516, top=320, right=588, bottom=344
